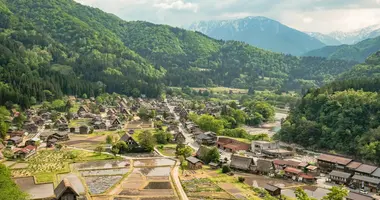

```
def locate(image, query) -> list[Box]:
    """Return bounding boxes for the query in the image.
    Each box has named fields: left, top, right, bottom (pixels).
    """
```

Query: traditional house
left=217, top=137, right=250, bottom=153
left=174, top=132, right=186, bottom=144
left=346, top=161, right=363, bottom=173
left=10, top=131, right=25, bottom=138
left=14, top=145, right=36, bottom=159
left=32, top=116, right=45, bottom=126
left=299, top=173, right=317, bottom=183
left=93, top=121, right=107, bottom=130
left=7, top=136, right=23, bottom=146
left=371, top=168, right=380, bottom=179
left=112, top=118, right=121, bottom=126
left=317, top=154, right=352, bottom=172
left=355, top=164, right=377, bottom=177
left=230, top=154, right=256, bottom=172
left=41, top=112, right=52, bottom=120
left=48, top=132, right=69, bottom=141
left=351, top=175, right=380, bottom=192
left=54, top=178, right=79, bottom=200
left=256, top=159, right=274, bottom=175
left=120, top=133, right=139, bottom=147
left=23, top=122, right=38, bottom=133
left=251, top=140, right=294, bottom=158
left=264, top=184, right=281, bottom=196
left=328, top=170, right=352, bottom=185
left=99, top=105, right=106, bottom=112
left=47, top=138, right=58, bottom=147
left=77, top=105, right=90, bottom=115
left=25, top=138, right=40, bottom=146
left=195, top=132, right=217, bottom=145
left=209, top=162, right=219, bottom=169
left=284, top=167, right=302, bottom=180
left=186, top=156, right=203, bottom=170
left=58, top=123, right=69, bottom=132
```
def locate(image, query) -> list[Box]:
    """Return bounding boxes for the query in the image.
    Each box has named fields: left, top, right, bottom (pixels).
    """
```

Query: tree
left=95, top=145, right=105, bottom=155
left=0, top=164, right=28, bottom=200
left=238, top=176, right=245, bottom=182
left=106, top=135, right=114, bottom=144
left=322, top=186, right=348, bottom=200
left=155, top=130, right=173, bottom=144
left=55, top=144, right=63, bottom=150
left=111, top=146, right=119, bottom=156
left=197, top=114, right=224, bottom=133
left=13, top=113, right=26, bottom=129
left=82, top=93, right=88, bottom=99
left=114, top=141, right=129, bottom=153
left=176, top=144, right=193, bottom=158
left=222, top=165, right=231, bottom=173
left=178, top=155, right=187, bottom=174
left=295, top=188, right=317, bottom=200
left=138, top=130, right=156, bottom=152
left=205, top=147, right=220, bottom=163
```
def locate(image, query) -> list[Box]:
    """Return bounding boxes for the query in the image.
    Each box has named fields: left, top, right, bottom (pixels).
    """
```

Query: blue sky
left=75, top=0, right=380, bottom=33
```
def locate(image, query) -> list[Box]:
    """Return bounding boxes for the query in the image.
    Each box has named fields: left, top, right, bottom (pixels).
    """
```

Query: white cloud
left=303, top=17, right=313, bottom=24
left=153, top=0, right=198, bottom=12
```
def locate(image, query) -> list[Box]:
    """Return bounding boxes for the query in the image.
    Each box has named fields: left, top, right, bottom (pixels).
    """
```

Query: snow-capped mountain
left=328, top=24, right=380, bottom=45
left=188, top=16, right=326, bottom=56
left=306, top=32, right=341, bottom=46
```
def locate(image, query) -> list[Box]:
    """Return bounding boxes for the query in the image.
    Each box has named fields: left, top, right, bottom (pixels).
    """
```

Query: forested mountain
left=188, top=17, right=326, bottom=56
left=0, top=0, right=358, bottom=109
left=304, top=36, right=380, bottom=62
left=116, top=22, right=357, bottom=91
left=277, top=51, right=380, bottom=164
left=0, top=0, right=164, bottom=108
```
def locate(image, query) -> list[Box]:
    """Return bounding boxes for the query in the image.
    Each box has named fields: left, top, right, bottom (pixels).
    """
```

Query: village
left=0, top=94, right=379, bottom=200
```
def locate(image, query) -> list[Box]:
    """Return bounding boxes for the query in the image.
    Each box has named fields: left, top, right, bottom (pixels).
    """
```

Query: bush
left=238, top=176, right=245, bottom=182
left=222, top=165, right=231, bottom=173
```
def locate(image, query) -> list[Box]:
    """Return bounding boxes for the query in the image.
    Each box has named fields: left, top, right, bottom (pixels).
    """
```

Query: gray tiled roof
left=329, top=170, right=351, bottom=179
left=352, top=175, right=380, bottom=184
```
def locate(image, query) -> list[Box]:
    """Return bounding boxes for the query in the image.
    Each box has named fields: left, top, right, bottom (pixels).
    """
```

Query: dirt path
left=172, top=165, right=188, bottom=200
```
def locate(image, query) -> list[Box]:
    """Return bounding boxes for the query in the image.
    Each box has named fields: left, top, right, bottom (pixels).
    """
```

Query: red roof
left=17, top=145, right=36, bottom=154
left=317, top=154, right=352, bottom=165
left=300, top=173, right=315, bottom=179
left=284, top=167, right=302, bottom=174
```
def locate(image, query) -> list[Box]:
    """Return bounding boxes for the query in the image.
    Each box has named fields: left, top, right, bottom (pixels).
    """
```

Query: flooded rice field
left=73, top=160, right=130, bottom=170
left=133, top=158, right=175, bottom=167
left=134, top=167, right=171, bottom=177
left=85, top=175, right=123, bottom=194
left=13, top=177, right=54, bottom=199
left=144, top=182, right=172, bottom=189
left=81, top=168, right=130, bottom=176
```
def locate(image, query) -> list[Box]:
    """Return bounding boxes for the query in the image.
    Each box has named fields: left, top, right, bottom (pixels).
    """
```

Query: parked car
left=359, top=189, right=368, bottom=194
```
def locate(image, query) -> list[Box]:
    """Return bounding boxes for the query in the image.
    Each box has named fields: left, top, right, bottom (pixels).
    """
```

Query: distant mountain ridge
left=188, top=16, right=326, bottom=56
left=306, top=32, right=342, bottom=46
left=304, top=36, right=380, bottom=62
left=327, top=24, right=380, bottom=45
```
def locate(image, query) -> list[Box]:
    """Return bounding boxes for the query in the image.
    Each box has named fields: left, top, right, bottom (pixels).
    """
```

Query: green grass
left=69, top=118, right=91, bottom=128
left=69, top=102, right=80, bottom=113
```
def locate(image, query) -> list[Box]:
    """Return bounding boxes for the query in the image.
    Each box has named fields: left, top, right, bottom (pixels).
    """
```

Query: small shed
left=69, top=127, right=76, bottom=133
left=209, top=162, right=219, bottom=169
left=264, top=184, right=281, bottom=196
left=186, top=156, right=203, bottom=170
left=79, top=125, right=89, bottom=134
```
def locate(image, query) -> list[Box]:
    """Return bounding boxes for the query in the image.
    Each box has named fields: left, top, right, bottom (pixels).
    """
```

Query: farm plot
left=135, top=167, right=171, bottom=177
left=182, top=178, right=235, bottom=200
left=10, top=149, right=115, bottom=183
left=133, top=158, right=175, bottom=167
left=85, top=175, right=123, bottom=194
left=81, top=168, right=130, bottom=176
left=11, top=162, right=28, bottom=169
left=73, top=160, right=130, bottom=170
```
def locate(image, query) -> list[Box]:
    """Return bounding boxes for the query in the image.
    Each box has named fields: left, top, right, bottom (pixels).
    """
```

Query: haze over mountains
left=188, top=17, right=380, bottom=56
left=188, top=16, right=325, bottom=56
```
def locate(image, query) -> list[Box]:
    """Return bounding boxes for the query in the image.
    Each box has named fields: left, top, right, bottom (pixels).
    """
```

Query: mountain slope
left=304, top=36, right=380, bottom=62
left=306, top=32, right=341, bottom=46
left=188, top=16, right=326, bottom=56
left=328, top=24, right=380, bottom=44
left=0, top=0, right=358, bottom=105
left=0, top=0, right=164, bottom=108
left=277, top=51, right=380, bottom=163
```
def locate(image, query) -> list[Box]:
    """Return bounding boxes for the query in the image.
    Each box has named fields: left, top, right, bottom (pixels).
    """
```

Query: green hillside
left=304, top=36, right=380, bottom=62
left=0, top=0, right=359, bottom=108
left=277, top=51, right=380, bottom=163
